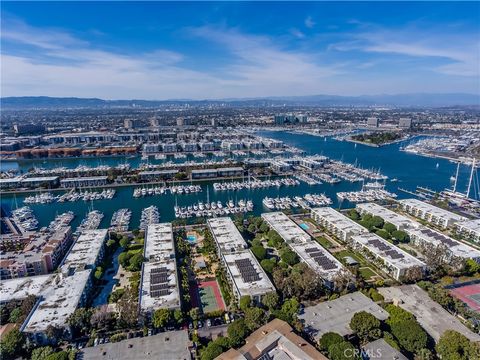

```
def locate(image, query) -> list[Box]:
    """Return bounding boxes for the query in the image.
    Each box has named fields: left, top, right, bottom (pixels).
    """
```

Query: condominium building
left=0, top=227, right=73, bottom=279
left=23, top=269, right=93, bottom=344
left=356, top=203, right=418, bottom=230
left=139, top=223, right=181, bottom=314
left=261, top=212, right=349, bottom=288
left=60, top=176, right=108, bottom=188
left=349, top=233, right=426, bottom=280
left=455, top=219, right=480, bottom=243
left=356, top=203, right=480, bottom=262
left=399, top=198, right=467, bottom=229
left=61, top=229, right=108, bottom=271
left=311, top=207, right=367, bottom=241
left=208, top=217, right=275, bottom=304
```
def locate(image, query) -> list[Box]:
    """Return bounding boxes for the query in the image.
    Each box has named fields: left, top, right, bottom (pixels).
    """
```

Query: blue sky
left=1, top=1, right=479, bottom=99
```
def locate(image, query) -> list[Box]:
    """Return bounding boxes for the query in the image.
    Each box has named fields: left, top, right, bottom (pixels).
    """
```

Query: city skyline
left=1, top=1, right=479, bottom=99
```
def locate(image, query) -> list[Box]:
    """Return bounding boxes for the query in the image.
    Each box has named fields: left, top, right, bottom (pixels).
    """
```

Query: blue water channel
left=1, top=131, right=474, bottom=230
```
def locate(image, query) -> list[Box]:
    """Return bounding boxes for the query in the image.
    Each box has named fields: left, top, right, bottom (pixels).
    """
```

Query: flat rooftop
left=356, top=203, right=418, bottom=230
left=399, top=198, right=467, bottom=223
left=299, top=292, right=389, bottom=341
left=62, top=229, right=108, bottom=270
left=350, top=233, right=426, bottom=270
left=144, top=223, right=174, bottom=261
left=261, top=212, right=311, bottom=244
left=362, top=339, right=408, bottom=360
left=140, top=260, right=180, bottom=312
left=311, top=207, right=367, bottom=234
left=24, top=269, right=92, bottom=333
left=223, top=251, right=275, bottom=298
left=379, top=285, right=480, bottom=343
left=291, top=241, right=347, bottom=281
left=407, top=227, right=480, bottom=260
left=0, top=274, right=54, bottom=303
left=457, top=218, right=480, bottom=234
left=208, top=217, right=248, bottom=254
left=81, top=330, right=191, bottom=360
left=60, top=176, right=108, bottom=182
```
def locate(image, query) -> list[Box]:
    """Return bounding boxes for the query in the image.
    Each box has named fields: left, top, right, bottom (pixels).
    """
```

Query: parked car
left=206, top=319, right=211, bottom=327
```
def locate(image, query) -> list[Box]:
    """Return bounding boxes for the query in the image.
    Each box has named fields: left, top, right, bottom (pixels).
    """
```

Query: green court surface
left=199, top=285, right=221, bottom=313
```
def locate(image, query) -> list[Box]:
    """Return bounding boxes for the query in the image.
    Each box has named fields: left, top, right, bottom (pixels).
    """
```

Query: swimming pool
left=300, top=223, right=309, bottom=230
left=187, top=234, right=197, bottom=243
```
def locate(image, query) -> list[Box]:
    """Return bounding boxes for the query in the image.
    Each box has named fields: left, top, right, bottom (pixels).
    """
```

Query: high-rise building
left=13, top=124, right=45, bottom=135
left=124, top=119, right=141, bottom=129
left=367, top=117, right=379, bottom=127
left=150, top=117, right=160, bottom=127
left=399, top=118, right=412, bottom=129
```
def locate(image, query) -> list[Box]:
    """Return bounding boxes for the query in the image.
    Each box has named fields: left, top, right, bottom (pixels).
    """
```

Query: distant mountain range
left=1, top=93, right=479, bottom=109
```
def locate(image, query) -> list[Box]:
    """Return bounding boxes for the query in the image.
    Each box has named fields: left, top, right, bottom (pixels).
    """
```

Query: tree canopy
left=349, top=311, right=381, bottom=343
left=152, top=308, right=171, bottom=328
left=319, top=332, right=344, bottom=352
left=436, top=330, right=480, bottom=360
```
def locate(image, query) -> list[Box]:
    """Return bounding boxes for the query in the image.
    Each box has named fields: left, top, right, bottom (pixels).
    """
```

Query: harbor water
left=1, top=131, right=475, bottom=229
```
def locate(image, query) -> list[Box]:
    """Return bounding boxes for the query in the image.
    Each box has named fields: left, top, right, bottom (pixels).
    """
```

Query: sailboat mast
left=467, top=158, right=476, bottom=199
left=452, top=162, right=460, bottom=193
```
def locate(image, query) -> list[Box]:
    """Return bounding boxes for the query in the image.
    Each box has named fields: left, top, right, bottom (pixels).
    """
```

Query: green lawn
left=334, top=250, right=364, bottom=265
left=359, top=267, right=377, bottom=280
left=316, top=236, right=333, bottom=249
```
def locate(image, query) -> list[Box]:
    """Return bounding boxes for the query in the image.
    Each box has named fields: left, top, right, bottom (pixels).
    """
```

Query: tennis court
left=450, top=283, right=480, bottom=312
left=191, top=280, right=225, bottom=313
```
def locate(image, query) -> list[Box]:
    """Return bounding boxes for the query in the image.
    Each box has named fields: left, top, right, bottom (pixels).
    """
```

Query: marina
left=75, top=210, right=104, bottom=234
left=11, top=206, right=39, bottom=232
left=23, top=189, right=117, bottom=204
left=110, top=208, right=131, bottom=233
left=212, top=178, right=299, bottom=191
left=140, top=206, right=160, bottom=230
left=1, top=132, right=477, bottom=228
left=48, top=211, right=75, bottom=232
left=174, top=199, right=254, bottom=219
left=262, top=193, right=332, bottom=210
left=133, top=184, right=202, bottom=198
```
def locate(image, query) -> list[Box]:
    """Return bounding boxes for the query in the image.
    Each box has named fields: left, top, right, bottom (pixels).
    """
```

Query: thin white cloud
left=1, top=16, right=478, bottom=98
left=305, top=16, right=315, bottom=29
left=331, top=23, right=479, bottom=77
left=290, top=28, right=306, bottom=39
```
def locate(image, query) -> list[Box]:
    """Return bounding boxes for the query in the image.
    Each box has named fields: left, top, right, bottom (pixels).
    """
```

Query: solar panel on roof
left=151, top=289, right=171, bottom=297
left=151, top=267, right=168, bottom=273
left=150, top=274, right=169, bottom=284
left=235, top=258, right=261, bottom=283
left=150, top=283, right=170, bottom=292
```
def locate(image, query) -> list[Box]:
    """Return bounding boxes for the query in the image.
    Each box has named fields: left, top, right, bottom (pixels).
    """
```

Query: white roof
left=291, top=241, right=346, bottom=281
left=457, top=218, right=480, bottom=234
left=140, top=223, right=180, bottom=312
left=24, top=269, right=92, bottom=333
left=140, top=261, right=180, bottom=312
left=356, top=203, right=419, bottom=230
left=144, top=223, right=174, bottom=261
left=399, top=198, right=467, bottom=223
left=261, top=212, right=311, bottom=244
left=208, top=217, right=248, bottom=254
left=311, top=207, right=367, bottom=235
left=223, top=251, right=275, bottom=298
left=0, top=274, right=54, bottom=303
left=60, top=176, right=108, bottom=182
left=350, top=233, right=426, bottom=270
left=407, top=227, right=480, bottom=260
left=62, top=229, right=108, bottom=270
